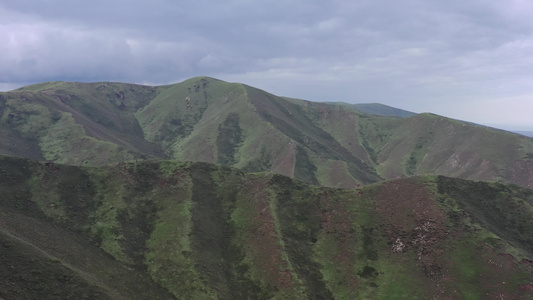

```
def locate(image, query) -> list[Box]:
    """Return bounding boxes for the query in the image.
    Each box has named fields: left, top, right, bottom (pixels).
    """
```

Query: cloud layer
left=1, top=1, right=533, bottom=129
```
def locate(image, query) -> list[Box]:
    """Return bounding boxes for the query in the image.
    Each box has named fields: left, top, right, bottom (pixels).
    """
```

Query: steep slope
left=1, top=155, right=532, bottom=299
left=1, top=77, right=533, bottom=188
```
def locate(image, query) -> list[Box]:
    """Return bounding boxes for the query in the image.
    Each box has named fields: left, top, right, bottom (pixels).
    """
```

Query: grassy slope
left=1, top=155, right=532, bottom=299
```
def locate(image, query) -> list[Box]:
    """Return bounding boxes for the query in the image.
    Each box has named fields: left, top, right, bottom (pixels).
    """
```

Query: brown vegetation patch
left=373, top=177, right=449, bottom=290
left=507, top=160, right=533, bottom=189
left=272, top=142, right=296, bottom=177
left=519, top=284, right=533, bottom=293
left=240, top=177, right=295, bottom=291
left=318, top=192, right=359, bottom=288
left=475, top=245, right=533, bottom=299
left=328, top=161, right=359, bottom=188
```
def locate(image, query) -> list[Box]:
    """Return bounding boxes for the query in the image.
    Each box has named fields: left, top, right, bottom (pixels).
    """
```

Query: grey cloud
left=1, top=1, right=533, bottom=129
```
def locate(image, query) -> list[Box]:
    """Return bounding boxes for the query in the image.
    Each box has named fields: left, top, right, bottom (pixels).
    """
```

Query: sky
left=1, top=1, right=533, bottom=131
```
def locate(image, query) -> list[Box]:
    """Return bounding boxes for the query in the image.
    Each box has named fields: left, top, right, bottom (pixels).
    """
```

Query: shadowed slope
left=0, top=156, right=175, bottom=299
left=0, top=209, right=174, bottom=300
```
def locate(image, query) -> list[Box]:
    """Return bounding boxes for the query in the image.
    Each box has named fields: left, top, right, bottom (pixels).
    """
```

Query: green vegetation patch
left=86, top=167, right=131, bottom=263
left=0, top=96, right=54, bottom=138
left=144, top=167, right=214, bottom=298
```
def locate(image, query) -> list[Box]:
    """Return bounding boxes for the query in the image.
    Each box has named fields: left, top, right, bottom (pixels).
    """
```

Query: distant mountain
left=514, top=131, right=533, bottom=138
left=1, top=77, right=532, bottom=189
left=348, top=102, right=416, bottom=118
left=1, top=155, right=532, bottom=299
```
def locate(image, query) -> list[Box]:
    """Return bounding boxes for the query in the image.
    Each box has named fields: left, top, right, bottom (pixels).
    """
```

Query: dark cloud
left=1, top=1, right=533, bottom=129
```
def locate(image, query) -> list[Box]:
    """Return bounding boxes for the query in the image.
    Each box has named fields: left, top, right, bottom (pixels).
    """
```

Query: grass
left=85, top=167, right=131, bottom=263
left=144, top=169, right=214, bottom=298
left=446, top=236, right=487, bottom=299
left=294, top=145, right=319, bottom=185
left=27, top=175, right=67, bottom=222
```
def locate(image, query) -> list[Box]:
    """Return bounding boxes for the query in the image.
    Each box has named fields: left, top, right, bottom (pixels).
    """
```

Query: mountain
left=1, top=155, right=532, bottom=299
left=1, top=77, right=532, bottom=189
left=283, top=100, right=416, bottom=118
left=1, top=77, right=533, bottom=298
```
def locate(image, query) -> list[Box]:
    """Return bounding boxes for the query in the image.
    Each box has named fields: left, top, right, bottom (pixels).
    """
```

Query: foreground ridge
left=1, top=156, right=532, bottom=299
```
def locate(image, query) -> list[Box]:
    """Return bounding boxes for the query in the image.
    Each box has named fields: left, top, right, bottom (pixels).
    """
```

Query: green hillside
left=1, top=77, right=532, bottom=189
left=0, top=155, right=532, bottom=299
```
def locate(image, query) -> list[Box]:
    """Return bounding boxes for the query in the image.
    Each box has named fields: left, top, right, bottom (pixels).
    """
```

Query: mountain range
left=1, top=76, right=532, bottom=189
left=1, top=76, right=532, bottom=299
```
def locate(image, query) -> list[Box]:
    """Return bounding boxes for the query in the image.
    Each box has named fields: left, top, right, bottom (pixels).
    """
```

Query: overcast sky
left=1, top=1, right=533, bottom=130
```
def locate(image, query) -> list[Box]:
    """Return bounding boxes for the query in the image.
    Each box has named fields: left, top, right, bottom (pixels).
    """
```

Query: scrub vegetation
left=0, top=156, right=532, bottom=299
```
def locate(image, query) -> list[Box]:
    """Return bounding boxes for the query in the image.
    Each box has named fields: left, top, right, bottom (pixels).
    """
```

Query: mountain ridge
left=1, top=76, right=532, bottom=189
